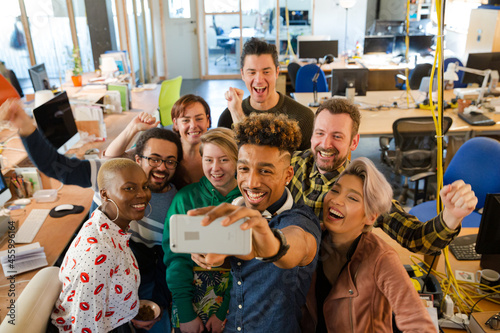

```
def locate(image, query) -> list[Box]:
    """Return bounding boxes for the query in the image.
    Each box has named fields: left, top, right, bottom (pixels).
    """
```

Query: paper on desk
left=0, top=242, right=48, bottom=277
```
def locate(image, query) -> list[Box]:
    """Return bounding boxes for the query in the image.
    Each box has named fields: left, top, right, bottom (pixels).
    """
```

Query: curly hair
left=315, top=98, right=361, bottom=138
left=134, top=128, right=183, bottom=163
left=241, top=37, right=279, bottom=69
left=234, top=113, right=301, bottom=155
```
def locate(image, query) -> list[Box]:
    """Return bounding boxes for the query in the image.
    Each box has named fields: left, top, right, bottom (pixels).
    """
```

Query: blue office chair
left=213, top=16, right=235, bottom=66
left=295, top=63, right=329, bottom=93
left=444, top=57, right=468, bottom=88
left=409, top=137, right=500, bottom=227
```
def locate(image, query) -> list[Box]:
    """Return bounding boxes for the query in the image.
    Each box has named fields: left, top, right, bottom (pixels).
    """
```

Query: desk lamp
left=309, top=54, right=334, bottom=107
left=444, top=62, right=499, bottom=107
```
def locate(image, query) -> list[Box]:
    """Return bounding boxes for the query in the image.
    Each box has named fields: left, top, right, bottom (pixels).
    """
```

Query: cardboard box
left=469, top=311, right=499, bottom=333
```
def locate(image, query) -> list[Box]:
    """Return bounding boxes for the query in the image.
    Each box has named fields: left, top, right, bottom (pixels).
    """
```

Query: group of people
left=0, top=37, right=478, bottom=333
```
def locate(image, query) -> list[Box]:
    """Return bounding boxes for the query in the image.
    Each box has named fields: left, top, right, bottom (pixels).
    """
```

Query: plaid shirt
left=290, top=149, right=460, bottom=255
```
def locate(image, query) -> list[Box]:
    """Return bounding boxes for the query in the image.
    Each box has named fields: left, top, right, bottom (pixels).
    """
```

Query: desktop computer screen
left=280, top=8, right=309, bottom=25
left=28, top=64, right=51, bottom=92
left=475, top=193, right=500, bottom=254
left=298, top=40, right=339, bottom=59
left=33, top=91, right=80, bottom=154
left=330, top=68, right=369, bottom=97
left=363, top=36, right=395, bottom=54
left=462, top=52, right=500, bottom=86
left=393, top=35, right=434, bottom=57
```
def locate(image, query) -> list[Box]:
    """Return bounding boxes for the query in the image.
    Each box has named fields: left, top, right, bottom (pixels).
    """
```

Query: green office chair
left=158, top=76, right=182, bottom=127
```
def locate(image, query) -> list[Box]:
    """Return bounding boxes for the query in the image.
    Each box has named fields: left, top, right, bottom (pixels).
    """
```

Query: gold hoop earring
left=145, top=202, right=153, bottom=218
left=107, top=199, right=120, bottom=222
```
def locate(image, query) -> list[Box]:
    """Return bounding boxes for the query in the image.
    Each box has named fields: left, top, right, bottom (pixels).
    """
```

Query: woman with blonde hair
left=163, top=128, right=240, bottom=333
left=303, top=157, right=436, bottom=332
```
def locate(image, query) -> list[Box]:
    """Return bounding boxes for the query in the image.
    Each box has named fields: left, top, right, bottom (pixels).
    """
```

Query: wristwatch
left=255, top=228, right=290, bottom=263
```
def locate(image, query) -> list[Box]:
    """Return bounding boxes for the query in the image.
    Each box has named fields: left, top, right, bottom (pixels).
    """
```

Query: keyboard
left=458, top=112, right=496, bottom=126
left=14, top=209, right=51, bottom=244
left=449, top=234, right=482, bottom=261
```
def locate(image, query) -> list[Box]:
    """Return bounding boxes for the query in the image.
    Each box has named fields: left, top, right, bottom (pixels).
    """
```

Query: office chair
left=158, top=75, right=182, bottom=127
left=0, top=267, right=61, bottom=333
left=409, top=137, right=500, bottom=227
left=213, top=16, right=235, bottom=66
left=7, top=70, right=23, bottom=97
left=444, top=57, right=468, bottom=88
left=295, top=63, right=329, bottom=93
left=395, top=63, right=432, bottom=90
left=287, top=62, right=301, bottom=91
left=380, top=116, right=453, bottom=205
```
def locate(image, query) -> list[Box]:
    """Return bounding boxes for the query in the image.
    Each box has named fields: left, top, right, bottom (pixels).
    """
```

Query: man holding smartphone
left=189, top=113, right=321, bottom=333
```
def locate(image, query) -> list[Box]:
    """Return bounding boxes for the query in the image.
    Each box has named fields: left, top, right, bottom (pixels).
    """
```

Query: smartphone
left=169, top=214, right=252, bottom=255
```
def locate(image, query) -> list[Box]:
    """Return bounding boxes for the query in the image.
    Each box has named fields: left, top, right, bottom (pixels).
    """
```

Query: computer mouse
left=54, top=204, right=75, bottom=212
left=469, top=111, right=483, bottom=116
left=13, top=198, right=31, bottom=205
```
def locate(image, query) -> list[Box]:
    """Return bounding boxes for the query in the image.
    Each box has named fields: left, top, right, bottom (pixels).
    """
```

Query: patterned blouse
left=51, top=209, right=141, bottom=333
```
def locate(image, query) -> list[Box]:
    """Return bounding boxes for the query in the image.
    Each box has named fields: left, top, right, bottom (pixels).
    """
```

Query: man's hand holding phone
left=187, top=203, right=280, bottom=264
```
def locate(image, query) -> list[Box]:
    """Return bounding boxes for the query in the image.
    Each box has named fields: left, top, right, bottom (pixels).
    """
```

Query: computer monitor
left=393, top=35, right=435, bottom=57
left=33, top=91, right=80, bottom=154
left=298, top=40, right=338, bottom=59
left=368, top=20, right=404, bottom=36
left=280, top=8, right=309, bottom=25
left=28, top=64, right=51, bottom=92
left=462, top=52, right=500, bottom=86
left=363, top=36, right=395, bottom=54
left=330, top=68, right=369, bottom=97
left=476, top=193, right=500, bottom=255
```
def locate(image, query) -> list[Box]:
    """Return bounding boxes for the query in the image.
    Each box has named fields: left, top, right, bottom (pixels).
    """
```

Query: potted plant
left=70, top=48, right=83, bottom=87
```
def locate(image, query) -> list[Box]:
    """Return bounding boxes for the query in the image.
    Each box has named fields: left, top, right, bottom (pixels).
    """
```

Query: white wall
left=313, top=0, right=367, bottom=55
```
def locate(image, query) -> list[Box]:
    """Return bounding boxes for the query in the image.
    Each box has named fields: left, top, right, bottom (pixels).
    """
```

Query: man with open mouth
left=189, top=113, right=321, bottom=333
left=289, top=98, right=477, bottom=255
left=217, top=37, right=314, bottom=151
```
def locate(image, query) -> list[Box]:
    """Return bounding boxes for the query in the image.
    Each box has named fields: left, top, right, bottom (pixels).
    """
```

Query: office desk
left=373, top=227, right=500, bottom=332
left=293, top=91, right=500, bottom=137
left=0, top=185, right=93, bottom=322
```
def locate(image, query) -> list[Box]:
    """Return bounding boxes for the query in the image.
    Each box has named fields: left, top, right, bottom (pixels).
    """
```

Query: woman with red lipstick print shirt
left=170, top=94, right=212, bottom=189
left=49, top=159, right=151, bottom=333
left=163, top=128, right=241, bottom=333
left=302, top=157, right=436, bottom=333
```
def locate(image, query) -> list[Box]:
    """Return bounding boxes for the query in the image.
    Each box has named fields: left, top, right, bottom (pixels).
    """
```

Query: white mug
left=476, top=269, right=500, bottom=289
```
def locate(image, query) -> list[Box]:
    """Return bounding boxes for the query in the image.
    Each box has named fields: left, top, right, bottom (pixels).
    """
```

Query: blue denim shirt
left=225, top=204, right=321, bottom=333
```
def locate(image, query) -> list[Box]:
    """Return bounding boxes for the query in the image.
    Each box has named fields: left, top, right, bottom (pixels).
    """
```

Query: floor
left=180, top=78, right=418, bottom=209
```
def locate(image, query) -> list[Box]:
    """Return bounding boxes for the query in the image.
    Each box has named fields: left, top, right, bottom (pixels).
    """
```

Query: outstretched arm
left=188, top=203, right=318, bottom=269
left=104, top=112, right=159, bottom=157
left=376, top=180, right=477, bottom=254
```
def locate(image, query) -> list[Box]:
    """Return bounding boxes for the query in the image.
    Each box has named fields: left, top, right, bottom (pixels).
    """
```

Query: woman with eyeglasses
left=302, top=157, right=436, bottom=332
left=49, top=158, right=151, bottom=333
left=163, top=128, right=240, bottom=333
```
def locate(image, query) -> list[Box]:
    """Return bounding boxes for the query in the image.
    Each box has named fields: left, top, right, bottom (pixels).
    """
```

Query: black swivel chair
left=287, top=62, right=301, bottom=91
left=213, top=16, right=235, bottom=66
left=8, top=70, right=23, bottom=97
left=395, top=63, right=432, bottom=90
left=380, top=116, right=453, bottom=205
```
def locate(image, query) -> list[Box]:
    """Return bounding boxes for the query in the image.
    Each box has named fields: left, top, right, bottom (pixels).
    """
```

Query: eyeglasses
left=140, top=156, right=178, bottom=169
left=486, top=312, right=500, bottom=330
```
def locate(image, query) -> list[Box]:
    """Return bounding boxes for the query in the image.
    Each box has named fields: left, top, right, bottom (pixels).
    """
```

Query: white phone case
left=169, top=215, right=252, bottom=255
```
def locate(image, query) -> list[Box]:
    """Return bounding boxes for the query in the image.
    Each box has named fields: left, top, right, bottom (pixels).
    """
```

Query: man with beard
left=0, top=101, right=180, bottom=332
left=289, top=98, right=478, bottom=254
left=218, top=37, right=314, bottom=151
